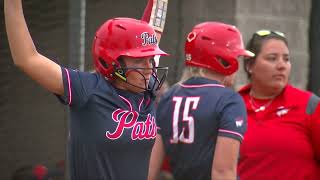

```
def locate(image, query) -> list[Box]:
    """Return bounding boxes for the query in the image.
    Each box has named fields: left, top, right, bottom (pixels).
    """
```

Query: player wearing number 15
left=148, top=22, right=254, bottom=180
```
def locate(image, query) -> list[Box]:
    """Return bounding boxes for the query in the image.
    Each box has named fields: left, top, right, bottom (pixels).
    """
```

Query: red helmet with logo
left=184, top=22, right=254, bottom=75
left=92, top=17, right=168, bottom=79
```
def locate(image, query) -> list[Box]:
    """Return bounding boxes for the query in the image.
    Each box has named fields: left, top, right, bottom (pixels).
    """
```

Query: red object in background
left=33, top=164, right=48, bottom=180
left=161, top=156, right=172, bottom=172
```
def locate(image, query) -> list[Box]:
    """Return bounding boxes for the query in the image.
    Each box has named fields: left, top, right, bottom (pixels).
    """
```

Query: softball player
left=148, top=22, right=253, bottom=180
left=4, top=0, right=169, bottom=179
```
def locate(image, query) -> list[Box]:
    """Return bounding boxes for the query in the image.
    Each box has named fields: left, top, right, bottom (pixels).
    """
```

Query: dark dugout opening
left=308, top=0, right=320, bottom=96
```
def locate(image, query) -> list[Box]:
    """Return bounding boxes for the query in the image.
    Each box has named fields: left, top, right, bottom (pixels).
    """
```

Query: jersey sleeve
left=217, top=92, right=247, bottom=143
left=56, top=67, right=100, bottom=107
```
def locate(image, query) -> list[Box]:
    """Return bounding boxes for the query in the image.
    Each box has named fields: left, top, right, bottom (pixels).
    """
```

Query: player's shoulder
left=72, top=69, right=115, bottom=94
left=215, top=88, right=244, bottom=109
left=77, top=70, right=104, bottom=86
left=212, top=85, right=241, bottom=99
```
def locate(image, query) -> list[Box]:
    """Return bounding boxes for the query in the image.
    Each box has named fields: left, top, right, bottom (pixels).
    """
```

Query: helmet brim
left=121, top=47, right=169, bottom=58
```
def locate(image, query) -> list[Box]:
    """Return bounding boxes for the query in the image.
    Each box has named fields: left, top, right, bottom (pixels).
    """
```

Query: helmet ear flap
left=213, top=50, right=239, bottom=75
left=98, top=57, right=109, bottom=69
left=216, top=56, right=231, bottom=69
left=94, top=48, right=120, bottom=80
left=95, top=56, right=114, bottom=79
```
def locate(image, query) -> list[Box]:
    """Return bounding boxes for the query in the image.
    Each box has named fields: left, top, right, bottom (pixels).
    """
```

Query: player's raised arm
left=4, top=0, right=64, bottom=95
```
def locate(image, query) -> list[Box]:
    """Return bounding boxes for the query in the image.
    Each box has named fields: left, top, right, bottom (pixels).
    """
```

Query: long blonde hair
left=179, top=66, right=208, bottom=83
left=177, top=66, right=236, bottom=88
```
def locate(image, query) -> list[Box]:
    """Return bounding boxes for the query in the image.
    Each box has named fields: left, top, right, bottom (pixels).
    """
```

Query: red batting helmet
left=92, top=17, right=168, bottom=80
left=185, top=22, right=254, bottom=75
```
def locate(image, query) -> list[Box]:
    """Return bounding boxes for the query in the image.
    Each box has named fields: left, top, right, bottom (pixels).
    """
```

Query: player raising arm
left=5, top=0, right=63, bottom=95
left=4, top=0, right=169, bottom=179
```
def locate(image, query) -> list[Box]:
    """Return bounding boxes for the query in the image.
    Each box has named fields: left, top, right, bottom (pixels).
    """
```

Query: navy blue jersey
left=57, top=67, right=157, bottom=180
left=157, top=77, right=247, bottom=180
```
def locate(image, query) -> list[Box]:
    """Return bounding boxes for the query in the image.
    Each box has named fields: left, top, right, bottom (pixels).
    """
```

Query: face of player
left=120, top=56, right=154, bottom=93
left=249, top=39, right=291, bottom=94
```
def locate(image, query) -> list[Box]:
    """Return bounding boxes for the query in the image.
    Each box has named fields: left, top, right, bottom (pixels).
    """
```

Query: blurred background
left=0, top=0, right=319, bottom=179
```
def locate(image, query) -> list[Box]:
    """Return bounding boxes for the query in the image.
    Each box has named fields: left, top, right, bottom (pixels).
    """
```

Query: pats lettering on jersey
left=141, top=32, right=157, bottom=46
left=106, top=108, right=157, bottom=140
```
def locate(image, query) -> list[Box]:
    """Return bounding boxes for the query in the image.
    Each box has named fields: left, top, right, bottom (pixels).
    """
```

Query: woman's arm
left=211, top=136, right=240, bottom=180
left=4, top=0, right=64, bottom=95
left=148, top=134, right=166, bottom=180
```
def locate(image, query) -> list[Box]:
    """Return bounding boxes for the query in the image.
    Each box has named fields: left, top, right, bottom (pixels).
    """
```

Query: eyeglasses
left=255, top=29, right=285, bottom=38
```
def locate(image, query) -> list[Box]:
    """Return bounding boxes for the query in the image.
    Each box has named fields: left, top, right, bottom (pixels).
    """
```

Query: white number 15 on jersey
left=170, top=97, right=200, bottom=144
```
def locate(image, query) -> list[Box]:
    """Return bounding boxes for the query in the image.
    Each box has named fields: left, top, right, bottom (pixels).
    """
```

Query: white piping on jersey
left=138, top=97, right=144, bottom=112
left=179, top=83, right=225, bottom=88
left=218, top=129, right=244, bottom=140
left=119, top=95, right=133, bottom=111
left=64, top=68, right=72, bottom=105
